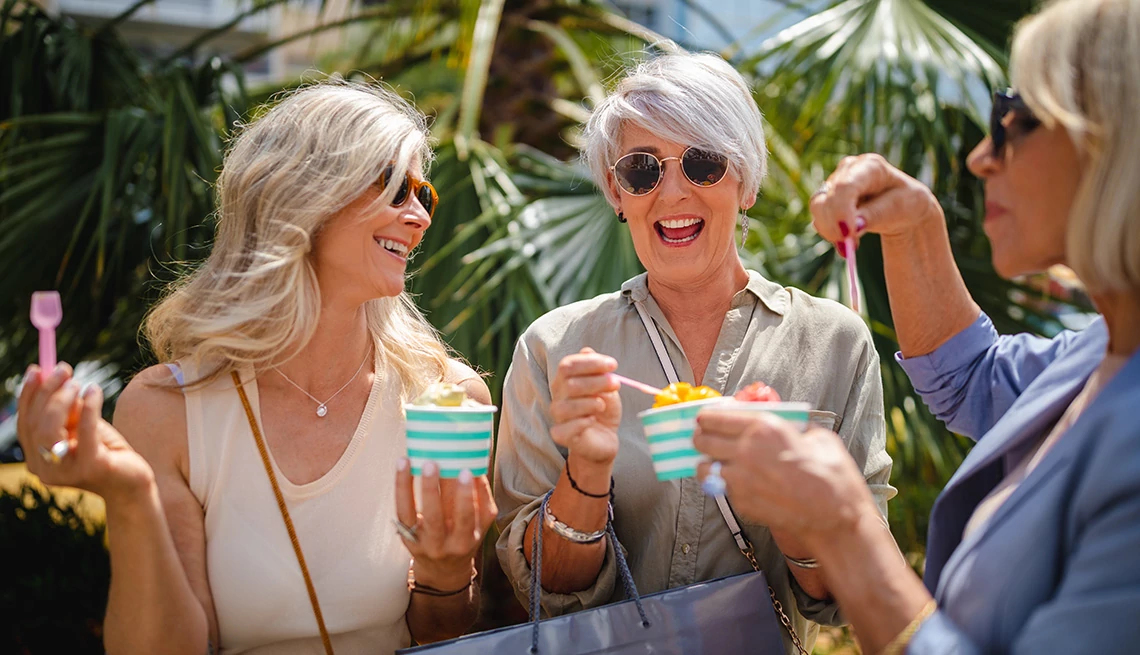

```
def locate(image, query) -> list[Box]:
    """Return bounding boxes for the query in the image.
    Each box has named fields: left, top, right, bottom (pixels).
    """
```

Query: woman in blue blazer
left=692, top=0, right=1140, bottom=652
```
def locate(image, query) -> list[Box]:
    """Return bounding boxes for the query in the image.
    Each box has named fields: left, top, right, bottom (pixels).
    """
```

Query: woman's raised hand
left=692, top=409, right=879, bottom=542
left=16, top=364, right=155, bottom=503
left=810, top=154, right=945, bottom=250
left=395, top=459, right=497, bottom=590
left=549, top=348, right=622, bottom=465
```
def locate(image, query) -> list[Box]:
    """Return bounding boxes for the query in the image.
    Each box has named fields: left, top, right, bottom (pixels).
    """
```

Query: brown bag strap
left=232, top=371, right=335, bottom=655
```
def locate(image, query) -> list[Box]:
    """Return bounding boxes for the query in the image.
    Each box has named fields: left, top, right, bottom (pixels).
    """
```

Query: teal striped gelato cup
left=638, top=399, right=813, bottom=481
left=403, top=404, right=497, bottom=478
left=638, top=398, right=728, bottom=481
left=701, top=400, right=812, bottom=430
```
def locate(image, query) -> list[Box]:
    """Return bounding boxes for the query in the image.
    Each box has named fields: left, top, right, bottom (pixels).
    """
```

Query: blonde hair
left=582, top=52, right=768, bottom=209
left=145, top=78, right=449, bottom=397
left=1011, top=0, right=1140, bottom=293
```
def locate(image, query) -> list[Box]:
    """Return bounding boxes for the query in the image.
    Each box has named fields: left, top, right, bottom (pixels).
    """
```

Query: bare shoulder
left=445, top=359, right=491, bottom=405
left=113, top=364, right=189, bottom=476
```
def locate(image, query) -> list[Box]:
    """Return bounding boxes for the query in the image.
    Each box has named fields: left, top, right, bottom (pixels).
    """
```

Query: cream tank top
left=173, top=358, right=412, bottom=654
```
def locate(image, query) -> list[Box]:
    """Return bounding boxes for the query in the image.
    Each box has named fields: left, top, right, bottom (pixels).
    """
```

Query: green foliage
left=0, top=484, right=110, bottom=654
left=0, top=0, right=1089, bottom=633
left=0, top=0, right=248, bottom=382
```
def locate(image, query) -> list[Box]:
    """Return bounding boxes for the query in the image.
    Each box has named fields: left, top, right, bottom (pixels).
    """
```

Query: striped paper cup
left=701, top=400, right=813, bottom=430
left=637, top=398, right=728, bottom=481
left=403, top=404, right=497, bottom=478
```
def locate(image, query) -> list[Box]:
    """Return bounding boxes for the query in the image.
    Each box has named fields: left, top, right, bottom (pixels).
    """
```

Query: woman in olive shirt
left=493, top=51, right=895, bottom=655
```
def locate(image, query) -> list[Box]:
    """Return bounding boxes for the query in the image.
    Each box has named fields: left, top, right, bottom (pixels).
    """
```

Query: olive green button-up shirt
left=494, top=271, right=896, bottom=654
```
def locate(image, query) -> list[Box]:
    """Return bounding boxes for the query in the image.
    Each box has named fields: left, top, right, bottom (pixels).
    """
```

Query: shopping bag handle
left=529, top=490, right=650, bottom=652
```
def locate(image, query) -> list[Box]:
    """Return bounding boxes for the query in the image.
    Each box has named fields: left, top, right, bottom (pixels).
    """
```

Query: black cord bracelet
left=565, top=458, right=614, bottom=500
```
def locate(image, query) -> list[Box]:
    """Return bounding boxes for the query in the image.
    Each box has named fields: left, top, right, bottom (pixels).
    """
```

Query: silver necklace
left=273, top=349, right=371, bottom=418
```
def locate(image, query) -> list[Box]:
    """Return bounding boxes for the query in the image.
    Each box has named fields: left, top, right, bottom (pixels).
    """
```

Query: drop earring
left=617, top=211, right=627, bottom=223
left=739, top=212, right=749, bottom=243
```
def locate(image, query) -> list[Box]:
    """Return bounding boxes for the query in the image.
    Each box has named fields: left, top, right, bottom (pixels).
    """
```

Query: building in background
left=611, top=0, right=819, bottom=51
left=44, top=0, right=281, bottom=80
left=41, top=0, right=362, bottom=83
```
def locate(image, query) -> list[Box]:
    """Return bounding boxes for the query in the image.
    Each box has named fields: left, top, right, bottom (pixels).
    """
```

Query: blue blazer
left=896, top=314, right=1140, bottom=653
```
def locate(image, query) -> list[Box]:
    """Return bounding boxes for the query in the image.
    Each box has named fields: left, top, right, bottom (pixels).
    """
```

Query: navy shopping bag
left=398, top=492, right=786, bottom=655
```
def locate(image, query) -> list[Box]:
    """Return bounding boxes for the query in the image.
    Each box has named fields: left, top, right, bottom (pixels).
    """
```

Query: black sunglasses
left=611, top=146, right=730, bottom=196
left=990, top=89, right=1042, bottom=156
left=377, top=166, right=438, bottom=217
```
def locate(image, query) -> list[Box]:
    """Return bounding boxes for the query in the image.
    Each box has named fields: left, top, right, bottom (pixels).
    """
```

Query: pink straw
left=845, top=237, right=860, bottom=313
left=612, top=373, right=663, bottom=397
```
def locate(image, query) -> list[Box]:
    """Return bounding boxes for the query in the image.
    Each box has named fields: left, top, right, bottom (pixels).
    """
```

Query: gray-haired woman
left=493, top=52, right=896, bottom=654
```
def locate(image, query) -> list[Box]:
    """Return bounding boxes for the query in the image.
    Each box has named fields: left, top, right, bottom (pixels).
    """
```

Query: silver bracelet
left=785, top=554, right=820, bottom=569
left=543, top=507, right=607, bottom=544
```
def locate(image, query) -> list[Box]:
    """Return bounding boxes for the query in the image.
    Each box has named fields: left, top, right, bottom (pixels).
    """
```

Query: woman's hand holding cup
left=692, top=409, right=878, bottom=546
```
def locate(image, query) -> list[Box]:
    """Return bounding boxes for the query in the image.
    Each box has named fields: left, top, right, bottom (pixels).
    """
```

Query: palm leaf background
left=2, top=0, right=1092, bottom=643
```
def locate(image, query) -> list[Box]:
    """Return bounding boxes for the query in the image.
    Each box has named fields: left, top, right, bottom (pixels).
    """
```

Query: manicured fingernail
left=854, top=215, right=867, bottom=233
left=424, top=460, right=438, bottom=476
left=81, top=383, right=95, bottom=398
left=397, top=457, right=409, bottom=472
left=836, top=241, right=848, bottom=259
left=459, top=469, right=473, bottom=485
left=838, top=221, right=850, bottom=238
left=65, top=380, right=80, bottom=393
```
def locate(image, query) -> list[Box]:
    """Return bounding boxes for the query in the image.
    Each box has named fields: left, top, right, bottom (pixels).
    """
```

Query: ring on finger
left=812, top=180, right=832, bottom=199
left=393, top=519, right=420, bottom=544
left=37, top=440, right=70, bottom=464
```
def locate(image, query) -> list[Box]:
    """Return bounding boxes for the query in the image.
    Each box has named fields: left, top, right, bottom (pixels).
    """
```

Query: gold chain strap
left=741, top=544, right=810, bottom=655
left=232, top=372, right=335, bottom=655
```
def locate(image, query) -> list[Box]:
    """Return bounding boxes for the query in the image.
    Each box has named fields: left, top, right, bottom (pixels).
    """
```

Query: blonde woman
left=693, top=0, right=1140, bottom=652
left=16, top=80, right=495, bottom=654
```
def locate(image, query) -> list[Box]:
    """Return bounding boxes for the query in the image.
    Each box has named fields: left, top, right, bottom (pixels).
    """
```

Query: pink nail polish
left=838, top=221, right=850, bottom=238
left=397, top=457, right=409, bottom=472
left=459, top=469, right=473, bottom=484
left=836, top=241, right=848, bottom=259
left=424, top=460, right=438, bottom=476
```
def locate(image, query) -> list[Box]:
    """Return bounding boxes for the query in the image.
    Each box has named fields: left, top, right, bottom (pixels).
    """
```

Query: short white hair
left=582, top=52, right=768, bottom=208
left=1012, top=0, right=1140, bottom=293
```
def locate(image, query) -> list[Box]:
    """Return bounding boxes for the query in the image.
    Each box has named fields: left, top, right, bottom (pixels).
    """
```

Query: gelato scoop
left=652, top=382, right=722, bottom=408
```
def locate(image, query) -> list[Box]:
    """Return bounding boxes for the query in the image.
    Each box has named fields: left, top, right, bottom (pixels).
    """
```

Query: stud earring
left=617, top=212, right=627, bottom=223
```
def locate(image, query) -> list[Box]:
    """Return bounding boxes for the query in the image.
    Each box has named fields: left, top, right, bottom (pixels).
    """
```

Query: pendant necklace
left=274, top=348, right=371, bottom=418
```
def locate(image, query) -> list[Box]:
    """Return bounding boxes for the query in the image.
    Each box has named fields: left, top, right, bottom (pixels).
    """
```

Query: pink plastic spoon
left=843, top=216, right=865, bottom=313
left=846, top=237, right=860, bottom=313
left=30, top=291, right=62, bottom=375
left=611, top=373, right=663, bottom=397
